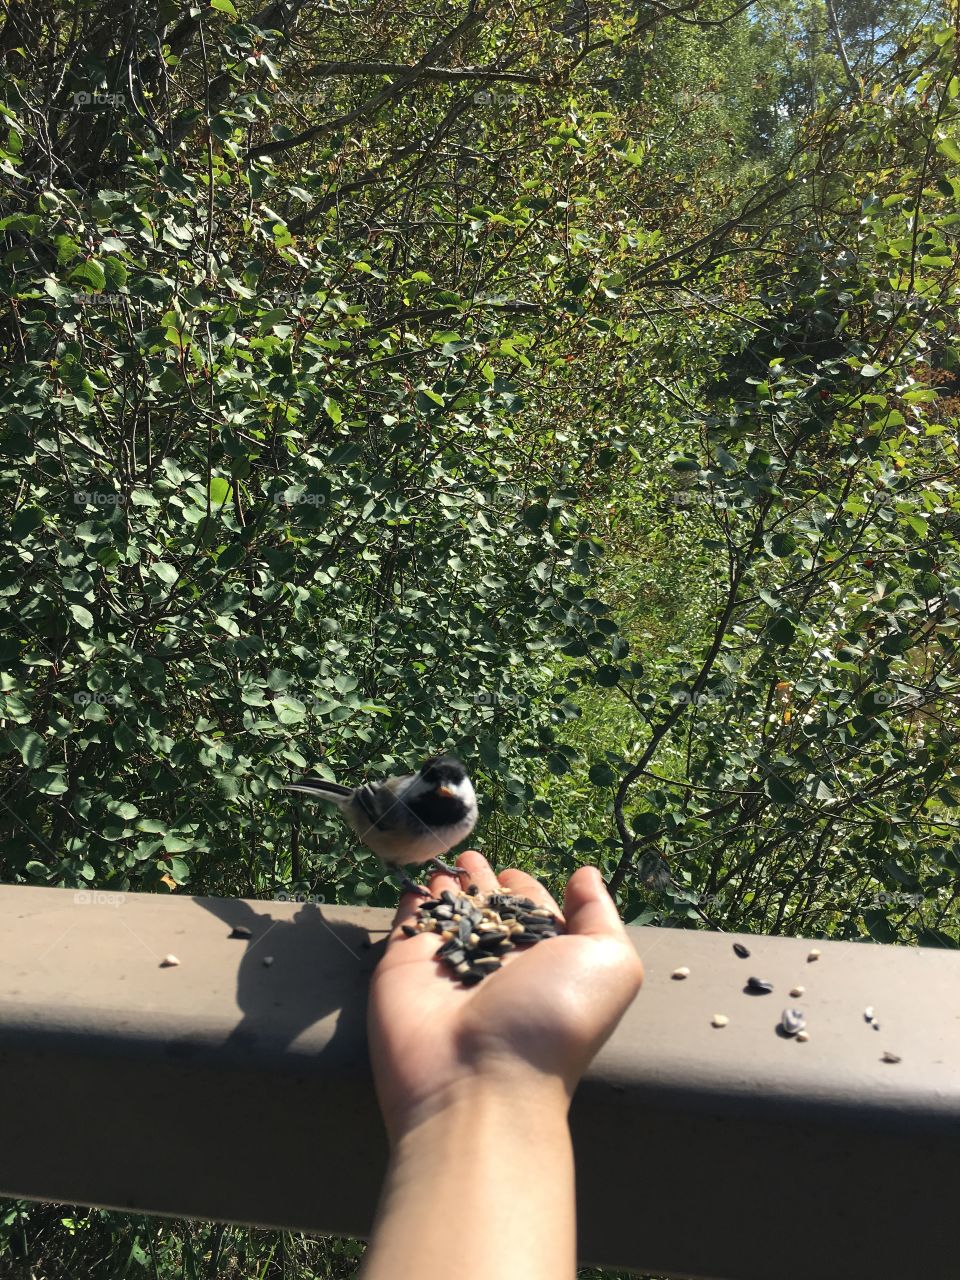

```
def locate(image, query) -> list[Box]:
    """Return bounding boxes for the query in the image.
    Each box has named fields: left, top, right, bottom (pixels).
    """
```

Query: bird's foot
left=392, top=869, right=432, bottom=898
left=429, top=856, right=469, bottom=878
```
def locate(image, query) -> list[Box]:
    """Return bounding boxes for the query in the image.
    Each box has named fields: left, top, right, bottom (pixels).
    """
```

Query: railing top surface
left=1, top=882, right=957, bottom=1120
left=2, top=882, right=958, bottom=1278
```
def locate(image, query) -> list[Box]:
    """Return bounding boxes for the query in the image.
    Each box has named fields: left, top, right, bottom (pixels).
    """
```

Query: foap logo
left=472, top=88, right=520, bottom=107
left=73, top=90, right=124, bottom=107
left=671, top=688, right=726, bottom=707
left=274, top=891, right=327, bottom=905
left=475, top=689, right=523, bottom=707
left=74, top=890, right=126, bottom=907
left=870, top=890, right=923, bottom=907
left=272, top=488, right=325, bottom=507
left=72, top=292, right=127, bottom=308
left=73, top=490, right=125, bottom=506
left=74, top=691, right=121, bottom=707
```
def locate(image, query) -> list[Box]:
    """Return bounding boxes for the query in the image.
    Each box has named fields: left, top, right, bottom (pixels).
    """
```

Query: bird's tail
left=284, top=778, right=352, bottom=805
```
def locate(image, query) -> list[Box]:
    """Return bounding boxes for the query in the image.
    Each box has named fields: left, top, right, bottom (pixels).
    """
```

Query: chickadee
left=285, top=755, right=478, bottom=895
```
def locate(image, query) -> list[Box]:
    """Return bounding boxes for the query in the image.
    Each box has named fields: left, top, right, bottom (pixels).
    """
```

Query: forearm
left=360, top=1076, right=576, bottom=1280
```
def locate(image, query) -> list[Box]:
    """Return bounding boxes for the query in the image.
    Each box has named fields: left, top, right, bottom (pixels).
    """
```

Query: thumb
left=563, top=866, right=631, bottom=940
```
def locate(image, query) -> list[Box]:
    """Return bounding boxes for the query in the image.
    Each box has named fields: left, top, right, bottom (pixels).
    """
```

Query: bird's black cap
left=419, top=754, right=468, bottom=785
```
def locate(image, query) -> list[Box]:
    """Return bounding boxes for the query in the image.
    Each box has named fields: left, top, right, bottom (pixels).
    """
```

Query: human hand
left=367, top=850, right=644, bottom=1141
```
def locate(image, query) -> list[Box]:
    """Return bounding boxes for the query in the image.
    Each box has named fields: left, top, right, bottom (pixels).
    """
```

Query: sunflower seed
left=467, top=883, right=479, bottom=894
left=460, top=970, right=484, bottom=986
left=732, top=942, right=751, bottom=959
left=440, top=890, right=456, bottom=907
left=262, top=956, right=274, bottom=967
left=472, top=956, right=502, bottom=971
left=796, top=1030, right=809, bottom=1042
left=401, top=924, right=418, bottom=938
left=672, top=966, right=691, bottom=980
left=160, top=954, right=180, bottom=967
left=807, top=948, right=821, bottom=962
left=864, top=1006, right=876, bottom=1023
left=789, top=986, right=805, bottom=997
left=711, top=1013, right=729, bottom=1027
left=881, top=1051, right=901, bottom=1064
left=746, top=977, right=774, bottom=994
left=229, top=925, right=252, bottom=939
left=781, top=1007, right=806, bottom=1036
left=457, top=917, right=473, bottom=943
left=435, top=905, right=453, bottom=920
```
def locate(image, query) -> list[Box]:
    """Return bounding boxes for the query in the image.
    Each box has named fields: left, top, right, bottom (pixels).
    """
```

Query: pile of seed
left=401, top=887, right=562, bottom=985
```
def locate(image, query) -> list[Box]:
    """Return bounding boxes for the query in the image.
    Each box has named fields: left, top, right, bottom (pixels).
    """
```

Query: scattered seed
left=401, top=924, right=418, bottom=938
left=746, top=976, right=774, bottom=994
left=732, top=942, right=751, bottom=959
left=160, top=954, right=180, bottom=967
left=672, top=966, right=691, bottom=980
left=881, top=1051, right=902, bottom=1064
left=807, top=948, right=821, bottom=962
left=796, top=1030, right=809, bottom=1043
left=781, top=1007, right=806, bottom=1037
left=864, top=1006, right=876, bottom=1023
left=466, top=883, right=479, bottom=894
left=229, top=925, right=252, bottom=940
left=789, top=986, right=805, bottom=998
left=262, top=956, right=274, bottom=967
left=711, top=1013, right=729, bottom=1028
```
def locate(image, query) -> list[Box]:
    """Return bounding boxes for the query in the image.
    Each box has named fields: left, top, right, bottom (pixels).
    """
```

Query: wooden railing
left=0, top=883, right=957, bottom=1279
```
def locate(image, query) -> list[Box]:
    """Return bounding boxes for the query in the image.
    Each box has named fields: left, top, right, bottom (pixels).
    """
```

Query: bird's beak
left=436, top=785, right=454, bottom=797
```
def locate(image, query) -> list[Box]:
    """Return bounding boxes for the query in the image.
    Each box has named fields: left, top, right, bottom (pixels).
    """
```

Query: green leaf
left=764, top=532, right=797, bottom=558
left=68, top=259, right=107, bottom=291
left=764, top=773, right=796, bottom=807
left=588, top=762, right=617, bottom=786
left=151, top=562, right=179, bottom=585
left=69, top=604, right=94, bottom=629
left=8, top=727, right=45, bottom=768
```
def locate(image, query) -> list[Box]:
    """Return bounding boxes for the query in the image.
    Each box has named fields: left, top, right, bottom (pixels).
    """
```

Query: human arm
left=359, top=851, right=643, bottom=1280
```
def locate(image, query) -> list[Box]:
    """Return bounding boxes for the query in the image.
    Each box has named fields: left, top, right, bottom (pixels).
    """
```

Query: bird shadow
left=183, top=895, right=389, bottom=1066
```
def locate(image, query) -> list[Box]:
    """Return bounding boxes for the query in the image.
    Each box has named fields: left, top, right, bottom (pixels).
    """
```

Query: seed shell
left=780, top=1007, right=806, bottom=1036
left=746, top=976, right=774, bottom=994
left=672, top=966, right=691, bottom=980
left=732, top=942, right=751, bottom=959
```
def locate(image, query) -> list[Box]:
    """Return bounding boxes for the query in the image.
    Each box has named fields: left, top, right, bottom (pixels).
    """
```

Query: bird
left=284, top=754, right=478, bottom=895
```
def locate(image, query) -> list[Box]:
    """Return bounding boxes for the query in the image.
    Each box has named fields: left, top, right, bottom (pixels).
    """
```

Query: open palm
left=368, top=849, right=644, bottom=1138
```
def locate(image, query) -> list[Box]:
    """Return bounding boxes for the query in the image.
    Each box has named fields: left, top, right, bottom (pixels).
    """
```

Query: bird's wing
left=351, top=777, right=411, bottom=830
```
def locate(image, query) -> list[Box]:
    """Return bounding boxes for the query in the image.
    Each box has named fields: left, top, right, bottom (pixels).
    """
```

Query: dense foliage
left=1, top=0, right=958, bottom=1275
